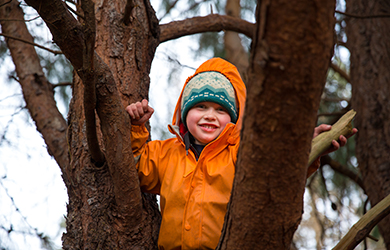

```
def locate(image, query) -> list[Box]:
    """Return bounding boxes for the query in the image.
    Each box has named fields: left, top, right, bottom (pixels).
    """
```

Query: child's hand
left=313, top=124, right=358, bottom=156
left=125, top=99, right=154, bottom=125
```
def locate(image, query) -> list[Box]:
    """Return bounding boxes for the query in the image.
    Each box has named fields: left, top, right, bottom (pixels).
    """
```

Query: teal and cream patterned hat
left=181, top=71, right=237, bottom=126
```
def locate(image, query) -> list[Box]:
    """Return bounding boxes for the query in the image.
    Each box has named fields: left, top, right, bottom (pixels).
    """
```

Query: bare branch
left=332, top=193, right=390, bottom=250
left=24, top=0, right=84, bottom=70
left=0, top=32, right=62, bottom=55
left=321, top=155, right=366, bottom=192
left=0, top=15, right=40, bottom=22
left=330, top=63, right=350, bottom=82
left=65, top=1, right=84, bottom=19
left=0, top=0, right=69, bottom=172
left=158, top=0, right=179, bottom=21
left=0, top=0, right=10, bottom=8
left=336, top=10, right=390, bottom=19
left=52, top=82, right=72, bottom=88
left=159, top=14, right=255, bottom=43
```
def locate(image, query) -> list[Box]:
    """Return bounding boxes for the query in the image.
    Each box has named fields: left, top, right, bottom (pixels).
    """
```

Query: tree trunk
left=22, top=0, right=161, bottom=248
left=224, top=0, right=249, bottom=79
left=346, top=0, right=390, bottom=247
left=217, top=0, right=336, bottom=249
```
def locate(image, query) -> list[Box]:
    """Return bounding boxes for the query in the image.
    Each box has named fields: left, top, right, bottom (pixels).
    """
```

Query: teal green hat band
left=181, top=71, right=237, bottom=126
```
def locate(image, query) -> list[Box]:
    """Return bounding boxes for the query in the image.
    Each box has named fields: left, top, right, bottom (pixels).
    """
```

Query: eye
left=195, top=104, right=206, bottom=109
left=217, top=107, right=228, bottom=113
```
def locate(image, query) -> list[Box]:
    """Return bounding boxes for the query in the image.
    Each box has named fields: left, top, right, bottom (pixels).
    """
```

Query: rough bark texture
left=346, top=0, right=390, bottom=247
left=217, top=0, right=336, bottom=249
left=22, top=0, right=161, bottom=248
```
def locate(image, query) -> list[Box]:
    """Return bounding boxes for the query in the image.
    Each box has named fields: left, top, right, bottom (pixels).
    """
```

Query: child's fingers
left=125, top=100, right=154, bottom=125
left=141, top=99, right=149, bottom=112
left=125, top=103, right=137, bottom=119
left=313, top=124, right=331, bottom=138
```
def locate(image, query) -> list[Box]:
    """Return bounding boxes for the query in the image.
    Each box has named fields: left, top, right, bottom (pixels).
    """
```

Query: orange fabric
left=130, top=58, right=247, bottom=249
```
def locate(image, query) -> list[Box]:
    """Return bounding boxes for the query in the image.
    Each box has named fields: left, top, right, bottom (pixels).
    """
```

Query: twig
left=65, top=1, right=84, bottom=19
left=336, top=10, right=390, bottom=19
left=52, top=82, right=72, bottom=88
left=0, top=178, right=55, bottom=249
left=321, top=155, right=365, bottom=192
left=330, top=63, right=350, bottom=83
left=332, top=193, right=390, bottom=250
left=0, top=0, right=11, bottom=8
left=0, top=15, right=40, bottom=22
left=0, top=33, right=62, bottom=55
left=158, top=0, right=179, bottom=21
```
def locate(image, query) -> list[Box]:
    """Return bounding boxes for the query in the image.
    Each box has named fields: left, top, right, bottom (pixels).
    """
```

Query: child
left=126, top=58, right=353, bottom=249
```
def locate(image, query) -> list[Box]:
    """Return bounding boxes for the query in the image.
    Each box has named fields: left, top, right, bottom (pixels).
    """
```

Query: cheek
left=219, top=115, right=231, bottom=128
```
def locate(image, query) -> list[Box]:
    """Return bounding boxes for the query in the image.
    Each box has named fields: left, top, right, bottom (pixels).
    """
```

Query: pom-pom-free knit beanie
left=181, top=71, right=237, bottom=127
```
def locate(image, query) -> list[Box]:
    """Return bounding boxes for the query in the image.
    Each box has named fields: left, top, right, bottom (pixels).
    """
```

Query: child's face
left=186, top=102, right=231, bottom=145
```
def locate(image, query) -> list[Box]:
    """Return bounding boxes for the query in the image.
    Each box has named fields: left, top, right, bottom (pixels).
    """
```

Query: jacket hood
left=170, top=58, right=247, bottom=143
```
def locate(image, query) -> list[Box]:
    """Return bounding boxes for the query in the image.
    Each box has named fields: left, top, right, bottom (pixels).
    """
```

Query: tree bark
left=22, top=0, right=161, bottom=248
left=347, top=0, right=390, bottom=247
left=217, top=0, right=336, bottom=249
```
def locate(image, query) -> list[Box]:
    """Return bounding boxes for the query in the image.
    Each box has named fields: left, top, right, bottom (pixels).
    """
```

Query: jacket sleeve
left=307, top=157, right=321, bottom=178
left=130, top=124, right=150, bottom=157
left=130, top=124, right=162, bottom=194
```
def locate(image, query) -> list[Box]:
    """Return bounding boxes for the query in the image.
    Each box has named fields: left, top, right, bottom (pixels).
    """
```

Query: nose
left=203, top=108, right=216, bottom=120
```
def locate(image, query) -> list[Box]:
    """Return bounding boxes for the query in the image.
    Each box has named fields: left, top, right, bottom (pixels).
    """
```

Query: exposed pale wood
left=308, top=110, right=356, bottom=166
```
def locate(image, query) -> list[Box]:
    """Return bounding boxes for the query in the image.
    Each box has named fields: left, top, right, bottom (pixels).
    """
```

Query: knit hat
left=181, top=71, right=237, bottom=127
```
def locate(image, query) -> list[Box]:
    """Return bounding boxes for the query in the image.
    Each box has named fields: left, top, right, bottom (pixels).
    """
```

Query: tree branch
left=0, top=32, right=62, bottom=55
left=336, top=10, right=390, bottom=19
left=0, top=0, right=69, bottom=173
left=330, top=63, right=350, bottom=82
left=52, top=82, right=72, bottom=88
left=321, top=155, right=365, bottom=192
left=308, top=109, right=356, bottom=166
left=332, top=193, right=390, bottom=250
left=80, top=0, right=105, bottom=166
left=159, top=14, right=255, bottom=43
left=24, top=0, right=144, bottom=228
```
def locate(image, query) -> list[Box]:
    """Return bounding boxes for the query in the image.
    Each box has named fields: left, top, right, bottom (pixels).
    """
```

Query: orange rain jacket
left=130, top=58, right=247, bottom=249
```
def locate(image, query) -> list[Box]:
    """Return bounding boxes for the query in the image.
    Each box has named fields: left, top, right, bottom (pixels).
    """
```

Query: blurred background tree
left=1, top=0, right=389, bottom=249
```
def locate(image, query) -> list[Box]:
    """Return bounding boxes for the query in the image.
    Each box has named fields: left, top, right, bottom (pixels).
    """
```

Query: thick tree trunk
left=217, top=0, right=335, bottom=249
left=22, top=0, right=161, bottom=248
left=346, top=0, right=390, bottom=247
left=64, top=0, right=161, bottom=248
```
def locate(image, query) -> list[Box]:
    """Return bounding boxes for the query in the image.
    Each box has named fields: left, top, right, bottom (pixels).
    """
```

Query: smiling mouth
left=199, top=124, right=218, bottom=131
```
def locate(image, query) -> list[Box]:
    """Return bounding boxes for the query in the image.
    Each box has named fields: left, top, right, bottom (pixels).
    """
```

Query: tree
left=347, top=0, right=390, bottom=248
left=0, top=0, right=376, bottom=249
